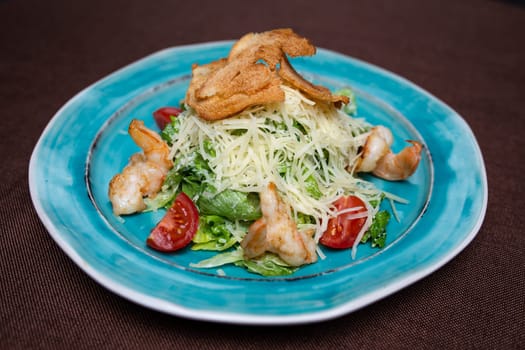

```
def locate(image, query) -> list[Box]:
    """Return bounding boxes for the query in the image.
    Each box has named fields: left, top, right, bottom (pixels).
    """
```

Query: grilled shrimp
left=108, top=119, right=173, bottom=215
left=241, top=182, right=317, bottom=266
left=356, top=126, right=422, bottom=181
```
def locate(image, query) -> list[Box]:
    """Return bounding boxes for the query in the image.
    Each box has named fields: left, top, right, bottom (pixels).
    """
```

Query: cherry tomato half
left=153, top=106, right=182, bottom=130
left=146, top=192, right=199, bottom=252
left=320, top=195, right=368, bottom=249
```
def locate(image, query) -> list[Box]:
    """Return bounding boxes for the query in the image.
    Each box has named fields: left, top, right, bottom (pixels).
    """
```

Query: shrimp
left=373, top=140, right=422, bottom=181
left=355, top=126, right=422, bottom=181
left=108, top=119, right=173, bottom=215
left=241, top=182, right=317, bottom=266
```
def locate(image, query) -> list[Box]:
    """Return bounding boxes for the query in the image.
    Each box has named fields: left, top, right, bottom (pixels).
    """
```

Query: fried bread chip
left=186, top=28, right=349, bottom=120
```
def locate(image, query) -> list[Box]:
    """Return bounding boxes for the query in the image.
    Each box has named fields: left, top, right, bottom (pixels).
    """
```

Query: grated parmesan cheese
left=168, top=86, right=386, bottom=244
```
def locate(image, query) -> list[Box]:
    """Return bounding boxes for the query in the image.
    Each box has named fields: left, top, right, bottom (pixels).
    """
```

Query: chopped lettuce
left=361, top=210, right=390, bottom=248
left=235, top=253, right=298, bottom=276
left=190, top=248, right=298, bottom=277
left=144, top=167, right=181, bottom=210
left=292, top=120, right=308, bottom=135
left=203, top=139, right=216, bottom=157
left=296, top=212, right=315, bottom=225
left=335, top=87, right=357, bottom=116
left=190, top=248, right=244, bottom=268
left=197, top=188, right=261, bottom=221
left=304, top=174, right=322, bottom=200
left=191, top=215, right=238, bottom=251
left=145, top=151, right=213, bottom=210
left=160, top=116, right=181, bottom=145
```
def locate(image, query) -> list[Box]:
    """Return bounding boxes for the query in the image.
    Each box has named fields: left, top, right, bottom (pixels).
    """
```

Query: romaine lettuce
left=192, top=215, right=238, bottom=251
left=197, top=188, right=261, bottom=221
left=361, top=210, right=390, bottom=248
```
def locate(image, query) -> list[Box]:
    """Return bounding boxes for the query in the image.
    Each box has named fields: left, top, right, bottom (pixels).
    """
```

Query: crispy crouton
left=185, top=28, right=349, bottom=120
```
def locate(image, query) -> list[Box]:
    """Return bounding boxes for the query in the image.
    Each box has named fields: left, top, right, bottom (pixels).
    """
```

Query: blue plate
left=29, top=41, right=487, bottom=324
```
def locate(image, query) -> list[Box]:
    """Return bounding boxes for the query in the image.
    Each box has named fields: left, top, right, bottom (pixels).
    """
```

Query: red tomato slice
left=146, top=192, right=199, bottom=252
left=153, top=107, right=181, bottom=130
left=320, top=195, right=368, bottom=249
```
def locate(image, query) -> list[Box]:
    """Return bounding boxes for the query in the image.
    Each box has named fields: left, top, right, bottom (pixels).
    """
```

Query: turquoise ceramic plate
left=29, top=41, right=487, bottom=325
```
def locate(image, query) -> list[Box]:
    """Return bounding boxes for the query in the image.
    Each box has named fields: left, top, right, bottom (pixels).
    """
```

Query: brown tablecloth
left=2, top=0, right=524, bottom=348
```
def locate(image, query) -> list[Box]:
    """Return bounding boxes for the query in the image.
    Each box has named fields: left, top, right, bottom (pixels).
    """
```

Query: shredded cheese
left=168, top=86, right=385, bottom=244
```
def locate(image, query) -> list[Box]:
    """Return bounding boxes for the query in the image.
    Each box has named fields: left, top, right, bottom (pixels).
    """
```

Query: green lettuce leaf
left=197, top=188, right=261, bottom=221
left=190, top=248, right=297, bottom=277
left=160, top=116, right=181, bottom=145
left=189, top=248, right=244, bottom=268
left=361, top=210, right=390, bottom=248
left=144, top=167, right=182, bottom=210
left=147, top=150, right=214, bottom=210
left=235, top=253, right=298, bottom=276
left=191, top=215, right=238, bottom=251
left=304, top=174, right=322, bottom=200
left=335, top=87, right=357, bottom=116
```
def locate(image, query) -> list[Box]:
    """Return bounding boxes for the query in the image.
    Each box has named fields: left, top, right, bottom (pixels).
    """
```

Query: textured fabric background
left=1, top=0, right=524, bottom=349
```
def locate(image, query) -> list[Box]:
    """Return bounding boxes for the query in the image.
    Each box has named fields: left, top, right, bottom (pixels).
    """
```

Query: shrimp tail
left=372, top=140, right=422, bottom=181
left=355, top=126, right=423, bottom=181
